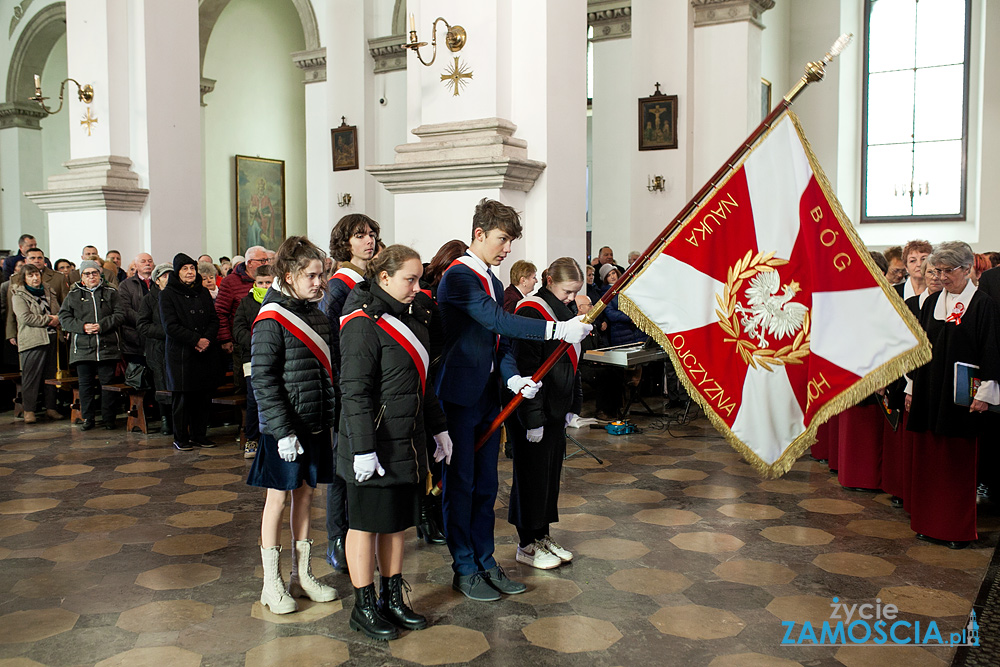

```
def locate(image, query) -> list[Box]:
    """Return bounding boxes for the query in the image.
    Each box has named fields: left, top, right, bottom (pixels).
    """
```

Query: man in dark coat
left=160, top=253, right=219, bottom=450
left=117, top=253, right=154, bottom=365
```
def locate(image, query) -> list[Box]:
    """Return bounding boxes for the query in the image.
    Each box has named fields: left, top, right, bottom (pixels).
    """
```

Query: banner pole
left=473, top=34, right=853, bottom=451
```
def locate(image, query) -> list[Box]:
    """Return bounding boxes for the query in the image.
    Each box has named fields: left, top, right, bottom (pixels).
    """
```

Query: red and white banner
left=620, top=110, right=930, bottom=477
left=341, top=310, right=429, bottom=392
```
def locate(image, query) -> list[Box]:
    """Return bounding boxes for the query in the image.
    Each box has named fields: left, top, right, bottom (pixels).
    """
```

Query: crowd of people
left=813, top=240, right=1000, bottom=550
left=5, top=215, right=997, bottom=639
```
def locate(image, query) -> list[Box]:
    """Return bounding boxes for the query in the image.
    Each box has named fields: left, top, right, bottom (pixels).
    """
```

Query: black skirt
left=347, top=483, right=420, bottom=534
left=508, top=418, right=566, bottom=530
left=246, top=430, right=334, bottom=491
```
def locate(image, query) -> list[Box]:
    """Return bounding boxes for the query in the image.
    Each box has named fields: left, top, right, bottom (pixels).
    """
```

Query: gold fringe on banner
left=618, top=110, right=932, bottom=479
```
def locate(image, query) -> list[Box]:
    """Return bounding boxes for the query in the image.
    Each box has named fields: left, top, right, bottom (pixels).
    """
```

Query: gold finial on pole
left=784, top=33, right=853, bottom=104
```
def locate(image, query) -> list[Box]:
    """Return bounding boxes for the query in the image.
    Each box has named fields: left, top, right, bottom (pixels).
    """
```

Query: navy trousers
left=442, top=380, right=501, bottom=575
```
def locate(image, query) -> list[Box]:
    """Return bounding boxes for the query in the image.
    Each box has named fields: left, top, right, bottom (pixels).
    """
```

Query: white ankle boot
left=260, top=546, right=297, bottom=614
left=288, top=539, right=337, bottom=602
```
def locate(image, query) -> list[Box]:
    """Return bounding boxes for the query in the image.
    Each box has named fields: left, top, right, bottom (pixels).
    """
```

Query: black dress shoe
left=890, top=496, right=904, bottom=508
left=416, top=498, right=446, bottom=545
left=326, top=536, right=348, bottom=573
left=103, top=420, right=117, bottom=430
left=948, top=541, right=971, bottom=550
left=191, top=436, right=216, bottom=448
left=80, top=419, right=96, bottom=431
left=173, top=440, right=194, bottom=451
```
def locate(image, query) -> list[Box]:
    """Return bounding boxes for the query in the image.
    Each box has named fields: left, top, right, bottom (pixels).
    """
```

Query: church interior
left=2, top=0, right=1000, bottom=665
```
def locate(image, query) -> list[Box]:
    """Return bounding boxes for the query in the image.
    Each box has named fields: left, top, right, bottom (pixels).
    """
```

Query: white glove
left=507, top=375, right=542, bottom=399
left=552, top=316, right=593, bottom=344
left=526, top=426, right=544, bottom=443
left=277, top=435, right=304, bottom=462
left=354, top=452, right=386, bottom=483
left=433, top=431, right=453, bottom=465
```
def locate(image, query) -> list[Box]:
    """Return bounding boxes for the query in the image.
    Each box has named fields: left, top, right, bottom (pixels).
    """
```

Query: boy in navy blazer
left=436, top=198, right=592, bottom=601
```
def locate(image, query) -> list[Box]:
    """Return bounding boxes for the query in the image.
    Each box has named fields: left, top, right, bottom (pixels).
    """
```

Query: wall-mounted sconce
left=29, top=73, right=94, bottom=115
left=338, top=193, right=352, bottom=208
left=405, top=13, right=466, bottom=66
left=647, top=175, right=665, bottom=193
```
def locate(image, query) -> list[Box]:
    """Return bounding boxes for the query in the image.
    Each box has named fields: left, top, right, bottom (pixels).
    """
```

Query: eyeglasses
left=81, top=270, right=100, bottom=277
left=249, top=257, right=272, bottom=265
left=926, top=266, right=965, bottom=278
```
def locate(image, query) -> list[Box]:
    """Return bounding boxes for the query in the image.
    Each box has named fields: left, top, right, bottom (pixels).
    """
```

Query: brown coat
left=6, top=267, right=69, bottom=339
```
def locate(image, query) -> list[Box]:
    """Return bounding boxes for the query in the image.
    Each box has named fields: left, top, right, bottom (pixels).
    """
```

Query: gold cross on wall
left=80, top=107, right=98, bottom=136
left=441, top=56, right=473, bottom=97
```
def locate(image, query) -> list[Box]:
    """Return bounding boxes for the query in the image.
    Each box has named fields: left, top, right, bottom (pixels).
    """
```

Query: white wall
left=761, top=0, right=791, bottom=100
left=202, top=0, right=306, bottom=257
left=372, top=68, right=407, bottom=242
left=591, top=37, right=631, bottom=258
left=40, top=34, right=70, bottom=188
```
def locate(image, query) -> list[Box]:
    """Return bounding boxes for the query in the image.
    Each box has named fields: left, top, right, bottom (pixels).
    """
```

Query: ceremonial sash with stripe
left=341, top=309, right=429, bottom=392
left=445, top=254, right=499, bottom=348
left=332, top=266, right=364, bottom=289
left=515, top=296, right=580, bottom=372
left=254, top=302, right=334, bottom=384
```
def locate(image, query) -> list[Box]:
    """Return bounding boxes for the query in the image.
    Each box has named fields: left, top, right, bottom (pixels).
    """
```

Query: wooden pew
left=104, top=384, right=150, bottom=434
left=45, top=377, right=80, bottom=424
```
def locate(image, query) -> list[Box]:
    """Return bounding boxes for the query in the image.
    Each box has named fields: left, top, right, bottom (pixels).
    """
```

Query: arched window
left=861, top=0, right=971, bottom=222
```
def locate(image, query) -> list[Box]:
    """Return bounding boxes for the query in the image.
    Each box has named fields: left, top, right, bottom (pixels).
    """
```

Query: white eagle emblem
left=733, top=270, right=808, bottom=349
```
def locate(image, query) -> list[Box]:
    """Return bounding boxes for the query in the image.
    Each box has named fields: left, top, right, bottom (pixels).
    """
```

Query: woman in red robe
left=907, top=242, right=1000, bottom=549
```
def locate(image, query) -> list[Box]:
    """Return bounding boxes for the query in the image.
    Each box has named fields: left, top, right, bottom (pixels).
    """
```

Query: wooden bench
left=45, top=377, right=80, bottom=424
left=104, top=384, right=150, bottom=434
left=212, top=394, right=247, bottom=445
left=0, top=372, right=23, bottom=418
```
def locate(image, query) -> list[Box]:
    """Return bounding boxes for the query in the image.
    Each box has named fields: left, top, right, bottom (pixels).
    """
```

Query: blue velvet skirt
left=246, top=430, right=334, bottom=491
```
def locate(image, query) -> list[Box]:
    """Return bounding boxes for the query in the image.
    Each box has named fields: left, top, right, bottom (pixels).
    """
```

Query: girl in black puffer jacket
left=338, top=245, right=451, bottom=640
left=247, top=236, right=337, bottom=617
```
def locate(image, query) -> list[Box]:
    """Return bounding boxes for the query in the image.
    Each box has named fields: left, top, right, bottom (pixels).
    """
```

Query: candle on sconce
left=33, top=74, right=40, bottom=90
left=409, top=12, right=415, bottom=32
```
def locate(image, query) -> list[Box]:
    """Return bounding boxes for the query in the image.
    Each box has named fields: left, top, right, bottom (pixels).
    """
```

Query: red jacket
left=215, top=262, right=254, bottom=343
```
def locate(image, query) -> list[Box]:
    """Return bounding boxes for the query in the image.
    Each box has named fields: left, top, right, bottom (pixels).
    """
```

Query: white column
left=325, top=0, right=376, bottom=241
left=136, top=0, right=203, bottom=261
left=303, top=70, right=330, bottom=244
left=692, top=0, right=771, bottom=185
left=591, top=36, right=632, bottom=260
left=629, top=0, right=694, bottom=260
left=513, top=0, right=587, bottom=266
left=0, top=109, right=46, bottom=251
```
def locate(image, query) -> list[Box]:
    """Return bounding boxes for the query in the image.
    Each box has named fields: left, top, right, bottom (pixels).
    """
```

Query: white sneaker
left=516, top=542, right=562, bottom=570
left=539, top=536, right=573, bottom=562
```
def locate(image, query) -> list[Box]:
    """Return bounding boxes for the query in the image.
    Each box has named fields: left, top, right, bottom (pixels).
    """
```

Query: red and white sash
left=446, top=255, right=497, bottom=301
left=254, top=302, right=334, bottom=384
left=332, top=266, right=364, bottom=289
left=516, top=296, right=580, bottom=372
left=341, top=309, right=429, bottom=392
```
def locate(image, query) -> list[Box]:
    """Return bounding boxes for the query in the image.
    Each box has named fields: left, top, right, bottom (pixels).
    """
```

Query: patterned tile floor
left=0, top=405, right=995, bottom=667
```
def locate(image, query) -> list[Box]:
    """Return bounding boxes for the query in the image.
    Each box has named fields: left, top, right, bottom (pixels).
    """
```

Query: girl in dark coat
left=232, top=265, right=273, bottom=459
left=338, top=245, right=451, bottom=640
left=247, top=237, right=337, bottom=616
left=509, top=258, right=584, bottom=570
left=136, top=263, right=173, bottom=434
left=159, top=254, right=219, bottom=450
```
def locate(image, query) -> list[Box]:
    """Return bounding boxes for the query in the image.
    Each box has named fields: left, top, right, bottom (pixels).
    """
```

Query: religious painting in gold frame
left=235, top=155, right=286, bottom=254
left=638, top=86, right=678, bottom=151
left=331, top=120, right=359, bottom=171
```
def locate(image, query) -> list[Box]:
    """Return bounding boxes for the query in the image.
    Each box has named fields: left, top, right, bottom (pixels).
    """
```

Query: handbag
left=124, top=361, right=152, bottom=390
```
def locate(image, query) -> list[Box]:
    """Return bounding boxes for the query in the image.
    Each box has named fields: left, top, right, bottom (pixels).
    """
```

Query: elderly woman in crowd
left=58, top=259, right=124, bottom=430
left=906, top=241, right=1000, bottom=549
left=199, top=262, right=220, bottom=300
left=160, top=254, right=219, bottom=451
left=137, top=263, right=174, bottom=435
left=11, top=264, right=63, bottom=423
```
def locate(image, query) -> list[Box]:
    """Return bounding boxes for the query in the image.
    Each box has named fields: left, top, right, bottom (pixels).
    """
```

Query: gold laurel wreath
left=715, top=250, right=811, bottom=372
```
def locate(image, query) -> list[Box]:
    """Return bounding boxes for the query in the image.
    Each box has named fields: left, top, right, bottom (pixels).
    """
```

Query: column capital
left=368, top=34, right=407, bottom=74
left=24, top=155, right=149, bottom=212
left=292, top=47, right=327, bottom=83
left=588, top=0, right=631, bottom=42
left=691, top=0, right=774, bottom=29
left=0, top=101, right=47, bottom=130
